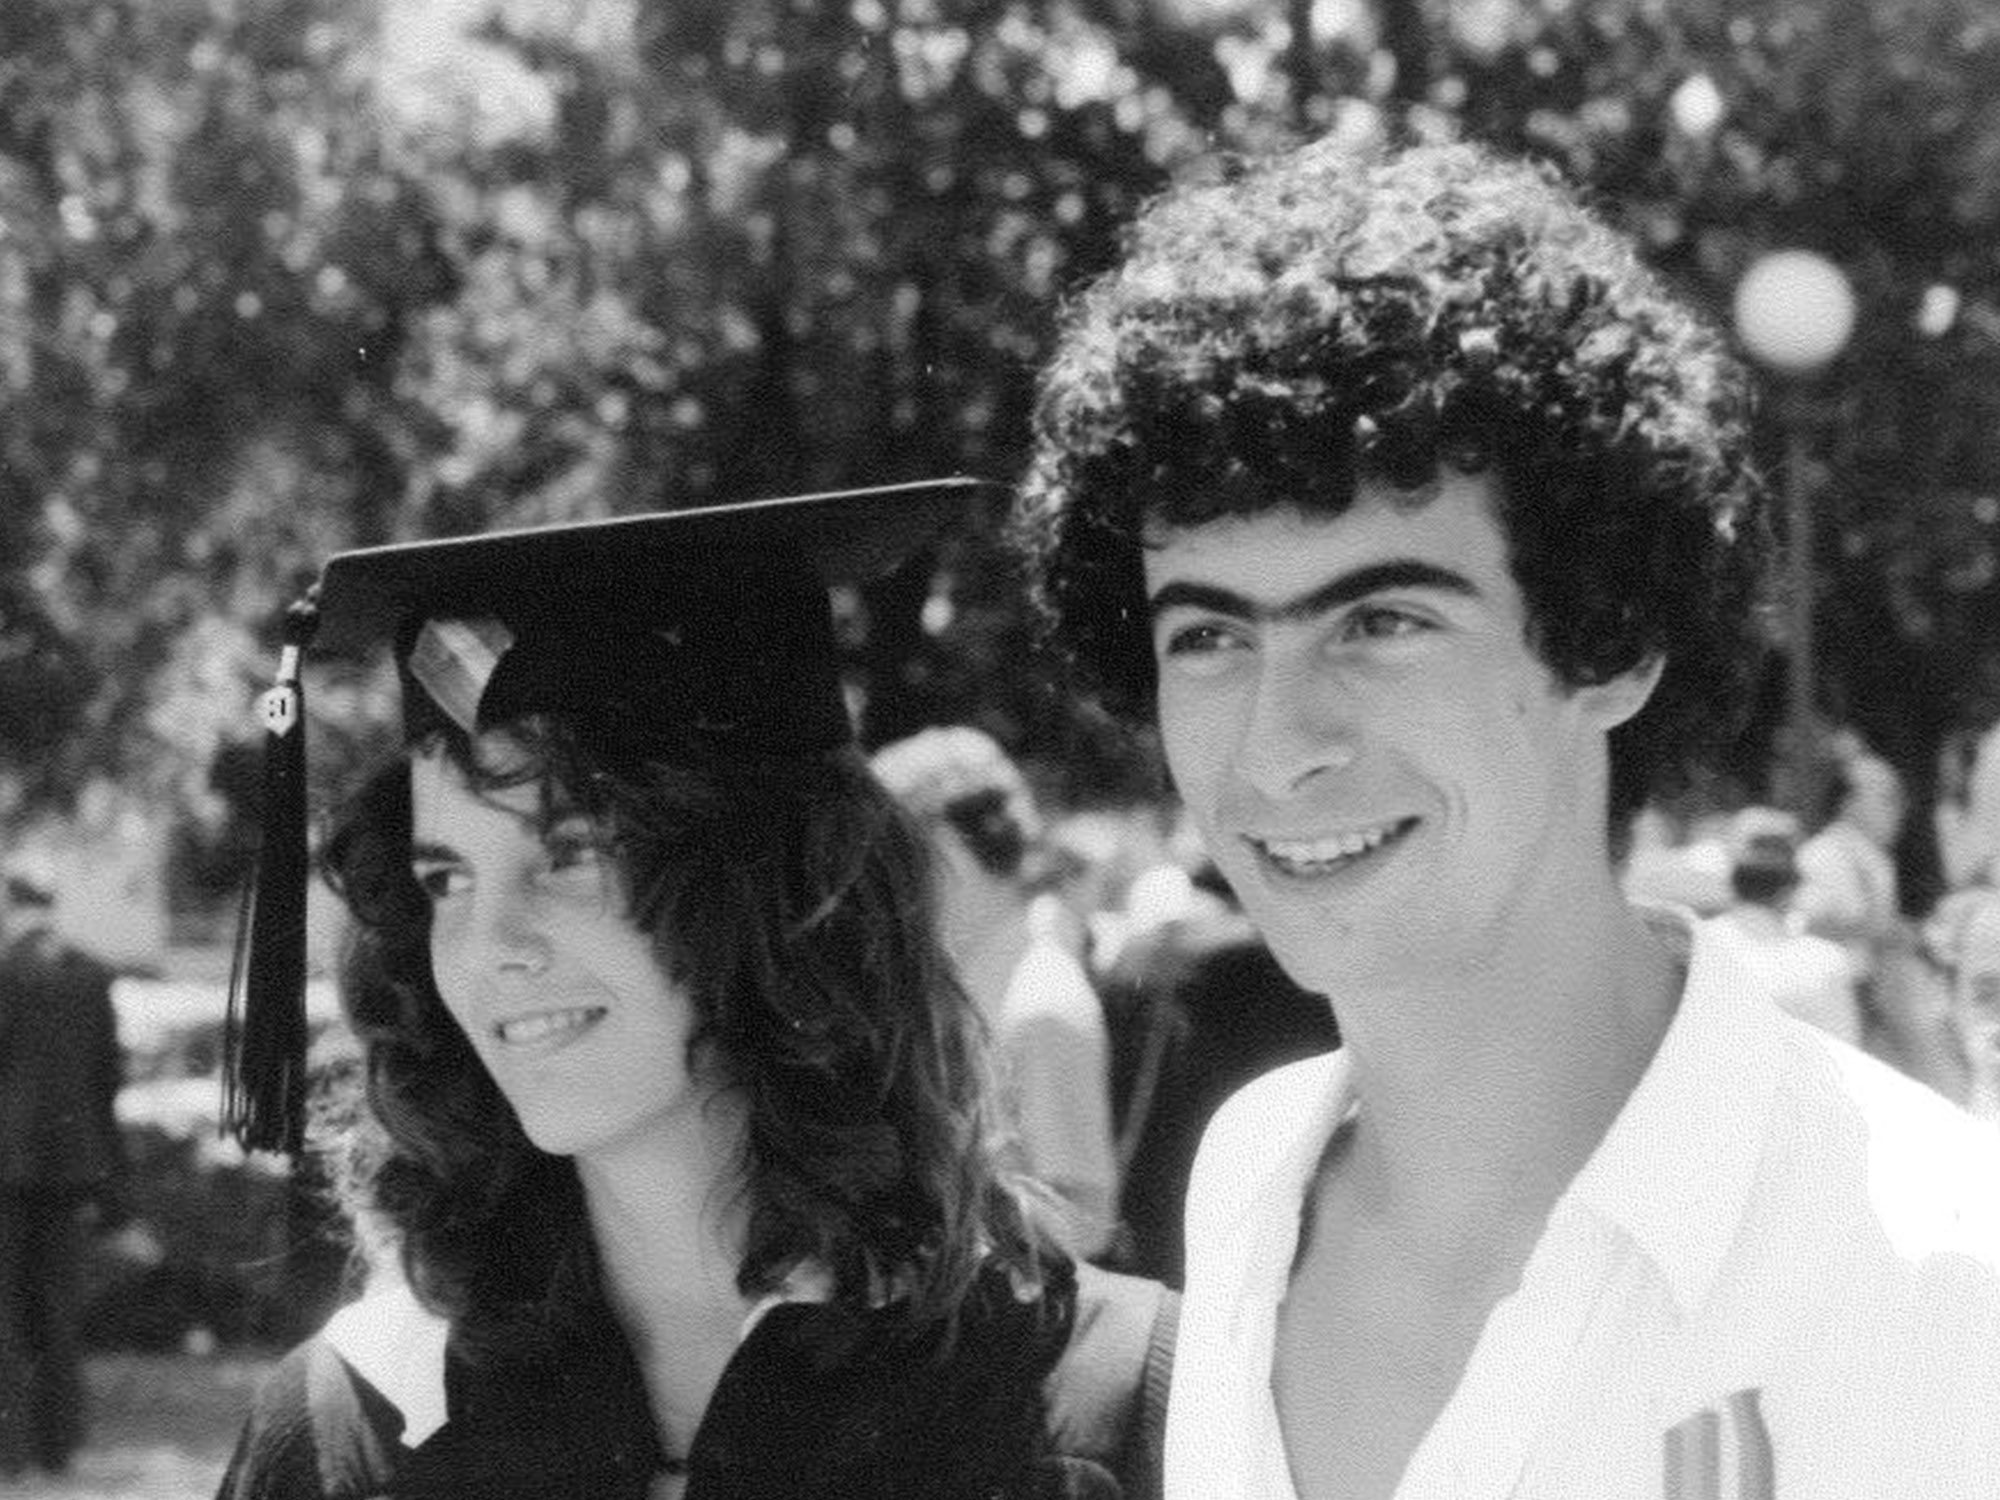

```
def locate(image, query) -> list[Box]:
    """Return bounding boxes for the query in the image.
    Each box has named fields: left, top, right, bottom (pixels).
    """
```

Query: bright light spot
left=235, top=290, right=263, bottom=319
left=1732, top=250, right=1856, bottom=374
left=921, top=589, right=955, bottom=636
left=1326, top=97, right=1385, bottom=152
left=1312, top=0, right=1369, bottom=45
left=1366, top=48, right=1398, bottom=96
left=1151, top=0, right=1262, bottom=24
left=1669, top=73, right=1725, bottom=137
left=891, top=26, right=969, bottom=103
left=1049, top=29, right=1122, bottom=109
left=58, top=195, right=96, bottom=241
left=1916, top=282, right=1960, bottom=338
left=1215, top=34, right=1278, bottom=104
left=377, top=0, right=557, bottom=150
left=1974, top=495, right=1998, bottom=526
left=1452, top=0, right=1513, bottom=58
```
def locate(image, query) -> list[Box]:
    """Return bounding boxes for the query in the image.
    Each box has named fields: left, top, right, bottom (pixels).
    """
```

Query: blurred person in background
left=871, top=726, right=1121, bottom=1264
left=1095, top=863, right=1336, bottom=1287
left=1014, top=133, right=2000, bottom=1497
left=1936, top=720, right=2000, bottom=892
left=216, top=486, right=1174, bottom=1500
left=1796, top=746, right=1907, bottom=994
left=1040, top=808, right=1205, bottom=976
left=0, top=866, right=127, bottom=1478
left=1795, top=744, right=1962, bottom=1093
left=1618, top=801, right=1733, bottom=917
left=1706, top=807, right=1859, bottom=1044
left=1924, top=888, right=2000, bottom=1125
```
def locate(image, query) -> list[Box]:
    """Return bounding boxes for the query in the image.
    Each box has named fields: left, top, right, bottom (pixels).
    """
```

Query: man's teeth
left=495, top=1007, right=604, bottom=1044
left=1261, top=821, right=1406, bottom=867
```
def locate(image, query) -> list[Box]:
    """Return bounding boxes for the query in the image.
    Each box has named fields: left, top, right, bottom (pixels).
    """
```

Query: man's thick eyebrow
left=1147, top=560, right=1482, bottom=622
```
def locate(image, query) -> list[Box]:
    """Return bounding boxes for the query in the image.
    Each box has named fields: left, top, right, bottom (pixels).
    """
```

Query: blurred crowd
left=861, top=712, right=2000, bottom=1293
left=870, top=725, right=1338, bottom=1285
left=1624, top=720, right=2000, bottom=1126
left=9, top=712, right=2000, bottom=1485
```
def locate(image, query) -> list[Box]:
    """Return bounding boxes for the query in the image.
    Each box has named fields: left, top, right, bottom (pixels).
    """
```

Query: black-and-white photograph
left=2, top=2, right=1997, bottom=1496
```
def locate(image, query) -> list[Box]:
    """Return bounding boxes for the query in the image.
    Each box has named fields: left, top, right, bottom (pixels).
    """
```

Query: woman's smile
left=490, top=1003, right=610, bottom=1049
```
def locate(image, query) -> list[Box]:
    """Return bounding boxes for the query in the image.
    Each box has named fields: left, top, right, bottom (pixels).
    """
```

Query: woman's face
left=408, top=738, right=714, bottom=1161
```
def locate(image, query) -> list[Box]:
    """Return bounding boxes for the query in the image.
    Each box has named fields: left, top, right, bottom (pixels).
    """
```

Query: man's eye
left=1343, top=605, right=1430, bottom=641
left=1158, top=620, right=1246, bottom=661
left=412, top=864, right=467, bottom=901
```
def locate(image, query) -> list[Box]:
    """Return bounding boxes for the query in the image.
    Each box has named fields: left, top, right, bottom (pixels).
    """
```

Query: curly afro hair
left=1012, top=137, right=1772, bottom=827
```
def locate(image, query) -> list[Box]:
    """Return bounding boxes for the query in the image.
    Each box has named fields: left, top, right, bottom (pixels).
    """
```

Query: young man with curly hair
left=1014, top=137, right=2000, bottom=1499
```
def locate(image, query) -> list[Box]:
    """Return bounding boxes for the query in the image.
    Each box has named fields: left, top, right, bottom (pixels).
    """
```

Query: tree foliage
left=1, top=0, right=1996, bottom=911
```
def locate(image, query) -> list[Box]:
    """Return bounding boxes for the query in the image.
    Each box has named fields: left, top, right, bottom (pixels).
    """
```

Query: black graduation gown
left=216, top=1259, right=1174, bottom=1500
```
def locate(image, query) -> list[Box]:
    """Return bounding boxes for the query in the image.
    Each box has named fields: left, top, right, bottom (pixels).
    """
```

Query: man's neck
left=1323, top=881, right=1683, bottom=1252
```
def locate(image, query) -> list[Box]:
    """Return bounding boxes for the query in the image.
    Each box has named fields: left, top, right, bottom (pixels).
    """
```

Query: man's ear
left=1575, top=653, right=1665, bottom=731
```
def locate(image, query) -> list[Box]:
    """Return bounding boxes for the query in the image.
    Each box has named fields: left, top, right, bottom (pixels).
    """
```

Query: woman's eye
left=543, top=825, right=611, bottom=879
left=546, top=841, right=601, bottom=874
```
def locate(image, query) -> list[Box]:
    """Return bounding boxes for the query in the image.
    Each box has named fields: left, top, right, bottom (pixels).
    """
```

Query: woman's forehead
left=409, top=740, right=550, bottom=838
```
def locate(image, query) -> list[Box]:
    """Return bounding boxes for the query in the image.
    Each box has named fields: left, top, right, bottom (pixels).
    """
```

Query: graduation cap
left=225, top=476, right=994, bottom=1154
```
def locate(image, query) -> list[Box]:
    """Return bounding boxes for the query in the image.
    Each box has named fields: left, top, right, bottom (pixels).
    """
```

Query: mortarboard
left=226, top=476, right=994, bottom=1154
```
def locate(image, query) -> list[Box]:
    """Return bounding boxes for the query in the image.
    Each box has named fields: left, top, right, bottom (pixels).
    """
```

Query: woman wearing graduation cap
left=214, top=480, right=1176, bottom=1500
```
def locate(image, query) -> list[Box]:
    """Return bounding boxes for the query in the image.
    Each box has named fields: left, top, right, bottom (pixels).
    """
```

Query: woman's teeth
left=494, top=1006, right=605, bottom=1045
left=1259, top=819, right=1411, bottom=873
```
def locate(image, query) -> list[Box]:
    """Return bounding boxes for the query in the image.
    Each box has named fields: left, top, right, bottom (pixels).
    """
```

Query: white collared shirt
left=1166, top=912, right=2000, bottom=1499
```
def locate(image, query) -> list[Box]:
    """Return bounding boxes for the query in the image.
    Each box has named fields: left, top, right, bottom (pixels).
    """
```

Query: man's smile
left=1246, top=816, right=1420, bottom=877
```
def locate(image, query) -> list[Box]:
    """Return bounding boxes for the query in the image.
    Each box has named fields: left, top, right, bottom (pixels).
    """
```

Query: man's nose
left=1230, top=652, right=1358, bottom=801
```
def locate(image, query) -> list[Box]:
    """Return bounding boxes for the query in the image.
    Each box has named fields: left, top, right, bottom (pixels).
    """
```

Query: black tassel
left=223, top=592, right=320, bottom=1155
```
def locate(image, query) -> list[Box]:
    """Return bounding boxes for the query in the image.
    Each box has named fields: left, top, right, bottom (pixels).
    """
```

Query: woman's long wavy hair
left=317, top=711, right=1047, bottom=1354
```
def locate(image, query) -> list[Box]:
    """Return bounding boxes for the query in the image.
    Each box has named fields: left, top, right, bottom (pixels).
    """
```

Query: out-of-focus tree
left=1402, top=0, right=2000, bottom=906
left=1002, top=0, right=2000, bottom=867
left=5, top=0, right=1999, bottom=923
left=0, top=0, right=451, bottom=833
left=365, top=0, right=1236, bottom=791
